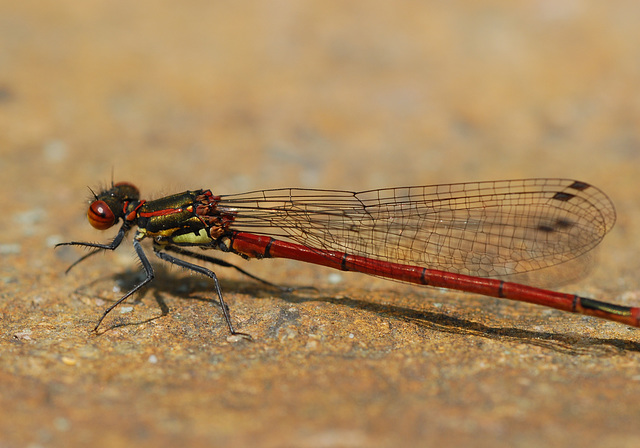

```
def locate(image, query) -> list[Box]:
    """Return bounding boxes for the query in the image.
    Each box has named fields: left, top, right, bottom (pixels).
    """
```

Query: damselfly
left=56, top=179, right=640, bottom=335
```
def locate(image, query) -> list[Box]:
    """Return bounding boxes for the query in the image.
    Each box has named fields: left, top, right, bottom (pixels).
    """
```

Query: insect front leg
left=56, top=223, right=130, bottom=273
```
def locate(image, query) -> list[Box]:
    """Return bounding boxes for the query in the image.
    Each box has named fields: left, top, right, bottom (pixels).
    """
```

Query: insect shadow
left=71, top=264, right=640, bottom=354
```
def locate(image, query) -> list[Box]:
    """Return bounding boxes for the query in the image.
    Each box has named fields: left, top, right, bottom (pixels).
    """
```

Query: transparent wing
left=216, top=179, right=615, bottom=278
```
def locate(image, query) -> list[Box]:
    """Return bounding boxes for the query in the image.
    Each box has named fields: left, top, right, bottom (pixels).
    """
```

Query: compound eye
left=87, top=200, right=116, bottom=230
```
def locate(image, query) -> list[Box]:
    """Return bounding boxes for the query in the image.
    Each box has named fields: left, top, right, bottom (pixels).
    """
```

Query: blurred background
left=3, top=1, right=638, bottom=192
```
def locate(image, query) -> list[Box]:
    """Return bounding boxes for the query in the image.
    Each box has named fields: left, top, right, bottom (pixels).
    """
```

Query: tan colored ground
left=2, top=2, right=640, bottom=447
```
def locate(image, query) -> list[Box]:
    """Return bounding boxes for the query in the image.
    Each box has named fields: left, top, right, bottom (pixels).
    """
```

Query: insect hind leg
left=154, top=246, right=250, bottom=338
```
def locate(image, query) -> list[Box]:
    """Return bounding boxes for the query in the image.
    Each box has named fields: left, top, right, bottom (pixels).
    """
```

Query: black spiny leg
left=154, top=246, right=250, bottom=338
left=163, top=245, right=285, bottom=290
left=93, top=238, right=155, bottom=331
left=56, top=224, right=130, bottom=273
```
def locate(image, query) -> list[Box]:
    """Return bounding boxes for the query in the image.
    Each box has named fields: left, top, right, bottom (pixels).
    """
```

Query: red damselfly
left=56, top=178, right=640, bottom=335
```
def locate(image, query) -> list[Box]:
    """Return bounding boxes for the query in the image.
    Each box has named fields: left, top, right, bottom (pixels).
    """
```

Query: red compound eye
left=87, top=200, right=116, bottom=230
